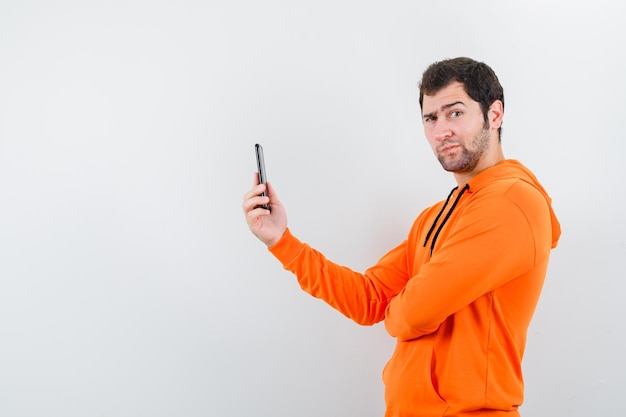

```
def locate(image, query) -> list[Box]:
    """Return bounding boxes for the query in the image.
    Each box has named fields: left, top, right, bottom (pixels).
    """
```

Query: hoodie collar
left=466, top=159, right=561, bottom=249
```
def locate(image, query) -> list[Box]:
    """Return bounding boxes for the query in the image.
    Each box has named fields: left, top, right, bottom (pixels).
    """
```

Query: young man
left=242, top=57, right=561, bottom=416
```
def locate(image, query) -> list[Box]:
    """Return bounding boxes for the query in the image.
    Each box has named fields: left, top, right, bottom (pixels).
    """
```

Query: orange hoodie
left=269, top=160, right=561, bottom=417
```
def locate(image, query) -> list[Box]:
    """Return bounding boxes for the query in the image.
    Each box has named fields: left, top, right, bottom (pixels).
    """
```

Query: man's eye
left=450, top=111, right=462, bottom=118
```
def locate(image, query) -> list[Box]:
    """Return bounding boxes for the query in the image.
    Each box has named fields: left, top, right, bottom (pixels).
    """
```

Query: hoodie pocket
left=382, top=339, right=448, bottom=416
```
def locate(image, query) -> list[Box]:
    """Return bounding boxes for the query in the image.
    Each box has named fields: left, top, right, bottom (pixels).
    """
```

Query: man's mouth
left=439, top=143, right=460, bottom=153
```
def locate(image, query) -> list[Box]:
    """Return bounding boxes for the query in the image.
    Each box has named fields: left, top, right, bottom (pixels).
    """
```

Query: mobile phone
left=255, top=143, right=270, bottom=210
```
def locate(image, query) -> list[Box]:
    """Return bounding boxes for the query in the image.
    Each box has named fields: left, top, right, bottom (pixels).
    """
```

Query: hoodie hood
left=467, top=159, right=561, bottom=248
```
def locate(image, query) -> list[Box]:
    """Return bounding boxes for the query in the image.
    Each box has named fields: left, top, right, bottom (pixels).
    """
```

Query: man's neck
left=453, top=150, right=505, bottom=187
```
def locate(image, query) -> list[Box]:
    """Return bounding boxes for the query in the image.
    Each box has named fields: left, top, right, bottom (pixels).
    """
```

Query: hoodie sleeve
left=269, top=228, right=411, bottom=325
left=384, top=180, right=554, bottom=341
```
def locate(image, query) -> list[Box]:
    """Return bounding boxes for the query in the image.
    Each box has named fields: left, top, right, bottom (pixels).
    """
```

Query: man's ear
left=488, top=100, right=504, bottom=130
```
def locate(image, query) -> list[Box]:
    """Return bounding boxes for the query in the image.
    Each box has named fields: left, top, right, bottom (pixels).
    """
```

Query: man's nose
left=433, top=121, right=452, bottom=141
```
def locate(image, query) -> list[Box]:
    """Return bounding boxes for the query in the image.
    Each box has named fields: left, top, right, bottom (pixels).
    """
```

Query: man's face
left=421, top=82, right=493, bottom=173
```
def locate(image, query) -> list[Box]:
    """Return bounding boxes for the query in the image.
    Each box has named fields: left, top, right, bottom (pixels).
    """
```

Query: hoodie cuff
left=268, top=228, right=305, bottom=265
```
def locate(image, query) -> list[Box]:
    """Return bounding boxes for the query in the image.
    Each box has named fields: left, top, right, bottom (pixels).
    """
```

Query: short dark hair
left=419, top=57, right=504, bottom=139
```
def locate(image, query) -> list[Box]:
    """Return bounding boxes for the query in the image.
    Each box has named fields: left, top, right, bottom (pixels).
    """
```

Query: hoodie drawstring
left=423, top=187, right=457, bottom=248
left=423, top=184, right=470, bottom=256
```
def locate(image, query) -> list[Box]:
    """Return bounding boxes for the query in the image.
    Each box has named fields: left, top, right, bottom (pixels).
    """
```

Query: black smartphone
left=255, top=143, right=270, bottom=210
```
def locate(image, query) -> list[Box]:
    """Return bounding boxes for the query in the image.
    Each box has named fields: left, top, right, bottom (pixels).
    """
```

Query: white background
left=1, top=1, right=624, bottom=416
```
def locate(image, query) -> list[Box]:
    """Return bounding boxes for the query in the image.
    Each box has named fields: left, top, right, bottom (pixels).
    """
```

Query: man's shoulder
left=472, top=176, right=547, bottom=214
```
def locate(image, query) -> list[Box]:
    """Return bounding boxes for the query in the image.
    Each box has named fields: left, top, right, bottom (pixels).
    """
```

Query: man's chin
left=438, top=156, right=461, bottom=172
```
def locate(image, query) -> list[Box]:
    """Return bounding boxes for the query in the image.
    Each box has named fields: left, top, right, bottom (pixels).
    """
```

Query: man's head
left=419, top=58, right=505, bottom=183
left=419, top=57, right=504, bottom=141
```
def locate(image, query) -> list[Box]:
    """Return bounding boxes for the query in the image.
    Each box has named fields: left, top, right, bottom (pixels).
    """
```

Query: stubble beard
left=437, top=126, right=491, bottom=173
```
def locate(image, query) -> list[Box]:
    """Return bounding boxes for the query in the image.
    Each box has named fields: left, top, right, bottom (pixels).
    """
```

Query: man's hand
left=242, top=173, right=287, bottom=247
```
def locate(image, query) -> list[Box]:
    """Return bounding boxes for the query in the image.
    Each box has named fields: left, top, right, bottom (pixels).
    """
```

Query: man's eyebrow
left=422, top=101, right=466, bottom=119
